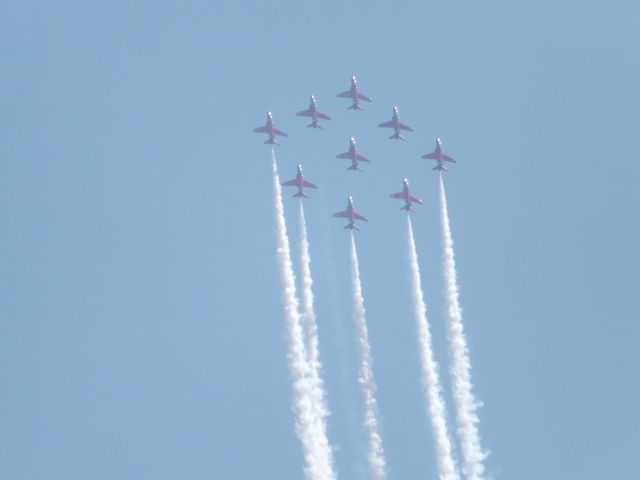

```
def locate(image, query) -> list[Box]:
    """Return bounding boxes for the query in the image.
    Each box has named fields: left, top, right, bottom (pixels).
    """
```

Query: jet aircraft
left=333, top=196, right=368, bottom=230
left=389, top=178, right=423, bottom=212
left=281, top=164, right=318, bottom=199
left=378, top=106, right=414, bottom=140
left=253, top=112, right=288, bottom=145
left=296, top=95, right=331, bottom=129
left=336, top=137, right=370, bottom=172
left=421, top=137, right=456, bottom=171
left=337, top=75, right=372, bottom=111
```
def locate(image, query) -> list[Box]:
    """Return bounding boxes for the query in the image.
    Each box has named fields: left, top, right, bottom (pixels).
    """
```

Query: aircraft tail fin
left=347, top=164, right=363, bottom=172
left=432, top=164, right=448, bottom=172
left=293, top=191, right=309, bottom=199
left=265, top=137, right=280, bottom=146
left=348, top=102, right=363, bottom=111
left=307, top=121, right=323, bottom=129
left=390, top=132, right=406, bottom=141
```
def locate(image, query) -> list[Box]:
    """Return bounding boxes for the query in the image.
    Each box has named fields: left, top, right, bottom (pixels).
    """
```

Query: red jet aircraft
left=281, top=164, right=318, bottom=199
left=389, top=178, right=423, bottom=212
left=333, top=196, right=368, bottom=230
left=253, top=112, right=288, bottom=145
left=422, top=137, right=456, bottom=172
left=379, top=106, right=415, bottom=140
left=296, top=95, right=331, bottom=129
left=336, top=137, right=371, bottom=172
left=337, top=75, right=372, bottom=111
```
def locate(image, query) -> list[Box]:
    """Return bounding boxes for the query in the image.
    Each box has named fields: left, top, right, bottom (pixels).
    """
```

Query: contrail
left=349, top=234, right=387, bottom=480
left=438, top=175, right=487, bottom=480
left=271, top=149, right=336, bottom=480
left=297, top=201, right=334, bottom=469
left=407, top=217, right=460, bottom=480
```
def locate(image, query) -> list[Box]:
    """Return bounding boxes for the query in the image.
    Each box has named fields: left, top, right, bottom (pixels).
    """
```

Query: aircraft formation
left=254, top=75, right=457, bottom=230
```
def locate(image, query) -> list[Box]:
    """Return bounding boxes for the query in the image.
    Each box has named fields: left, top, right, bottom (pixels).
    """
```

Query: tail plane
left=344, top=222, right=359, bottom=231
left=401, top=204, right=415, bottom=213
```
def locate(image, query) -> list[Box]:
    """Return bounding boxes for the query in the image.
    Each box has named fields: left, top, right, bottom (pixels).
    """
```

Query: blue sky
left=1, top=1, right=639, bottom=479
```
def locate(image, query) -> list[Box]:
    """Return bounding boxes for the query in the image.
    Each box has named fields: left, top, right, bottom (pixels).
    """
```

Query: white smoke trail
left=271, top=150, right=335, bottom=480
left=438, top=175, right=487, bottom=480
left=349, top=234, right=387, bottom=480
left=407, top=217, right=460, bottom=480
left=297, top=201, right=334, bottom=468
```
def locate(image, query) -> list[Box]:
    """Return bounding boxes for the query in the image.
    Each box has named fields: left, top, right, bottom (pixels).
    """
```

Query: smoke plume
left=407, top=217, right=460, bottom=480
left=438, top=175, right=487, bottom=480
left=349, top=234, right=387, bottom=480
left=271, top=150, right=336, bottom=480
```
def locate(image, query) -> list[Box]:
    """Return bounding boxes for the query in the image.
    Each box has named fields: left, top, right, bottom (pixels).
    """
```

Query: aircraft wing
left=398, top=122, right=414, bottom=131
left=421, top=152, right=439, bottom=160
left=296, top=109, right=313, bottom=117
left=443, top=154, right=457, bottom=163
left=390, top=192, right=404, bottom=199
left=337, top=90, right=353, bottom=98
left=378, top=120, right=395, bottom=128
left=272, top=127, right=288, bottom=137
left=281, top=178, right=299, bottom=187
left=355, top=153, right=370, bottom=162
left=316, top=111, right=331, bottom=120
left=253, top=126, right=269, bottom=133
left=336, top=152, right=351, bottom=159
left=353, top=212, right=368, bottom=221
left=302, top=180, right=318, bottom=189
left=356, top=92, right=372, bottom=102
left=333, top=210, right=350, bottom=218
left=408, top=194, right=423, bottom=204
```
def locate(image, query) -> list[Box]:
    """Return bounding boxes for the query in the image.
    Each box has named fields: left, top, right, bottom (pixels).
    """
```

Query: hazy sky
left=1, top=1, right=639, bottom=479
